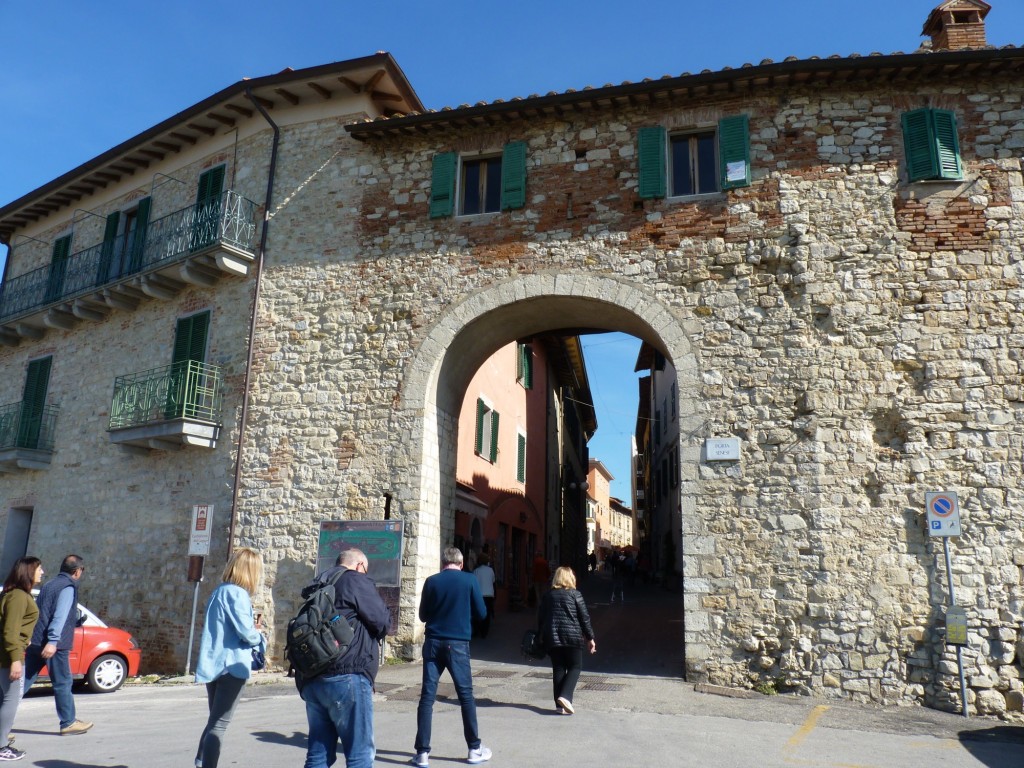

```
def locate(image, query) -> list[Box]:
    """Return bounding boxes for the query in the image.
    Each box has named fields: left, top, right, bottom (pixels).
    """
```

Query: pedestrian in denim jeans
left=299, top=548, right=390, bottom=768
left=410, top=547, right=491, bottom=767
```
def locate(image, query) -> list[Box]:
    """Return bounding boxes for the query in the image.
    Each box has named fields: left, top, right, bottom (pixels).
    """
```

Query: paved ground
left=9, top=570, right=1024, bottom=767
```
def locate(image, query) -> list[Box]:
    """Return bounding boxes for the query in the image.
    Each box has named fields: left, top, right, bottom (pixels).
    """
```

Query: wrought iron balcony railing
left=0, top=191, right=258, bottom=324
left=109, top=361, right=223, bottom=431
left=0, top=401, right=59, bottom=452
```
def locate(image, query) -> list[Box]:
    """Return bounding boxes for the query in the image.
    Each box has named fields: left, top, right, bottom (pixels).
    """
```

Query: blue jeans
left=303, top=673, right=375, bottom=768
left=24, top=645, right=76, bottom=729
left=415, top=638, right=480, bottom=754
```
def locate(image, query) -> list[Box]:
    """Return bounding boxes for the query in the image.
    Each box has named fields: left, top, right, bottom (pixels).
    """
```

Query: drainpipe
left=226, top=88, right=279, bottom=557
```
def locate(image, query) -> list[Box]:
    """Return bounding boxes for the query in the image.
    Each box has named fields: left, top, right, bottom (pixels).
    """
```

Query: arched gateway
left=393, top=272, right=702, bottom=660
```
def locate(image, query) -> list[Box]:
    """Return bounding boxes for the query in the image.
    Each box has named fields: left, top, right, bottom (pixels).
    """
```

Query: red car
left=30, top=590, right=142, bottom=693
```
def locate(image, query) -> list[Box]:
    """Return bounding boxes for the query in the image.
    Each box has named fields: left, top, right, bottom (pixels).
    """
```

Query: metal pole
left=943, top=537, right=969, bottom=718
left=185, top=580, right=201, bottom=676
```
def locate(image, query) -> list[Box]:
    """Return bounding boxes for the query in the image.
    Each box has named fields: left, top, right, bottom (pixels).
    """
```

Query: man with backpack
left=297, top=548, right=390, bottom=768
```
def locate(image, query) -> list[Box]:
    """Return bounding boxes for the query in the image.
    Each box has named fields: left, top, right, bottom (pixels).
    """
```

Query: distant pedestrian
left=587, top=551, right=597, bottom=573
left=410, top=547, right=491, bottom=767
left=24, top=554, right=92, bottom=736
left=610, top=552, right=625, bottom=603
left=472, top=555, right=496, bottom=639
left=538, top=567, right=596, bottom=715
left=0, top=557, right=43, bottom=760
left=194, top=548, right=265, bottom=768
left=300, top=548, right=390, bottom=768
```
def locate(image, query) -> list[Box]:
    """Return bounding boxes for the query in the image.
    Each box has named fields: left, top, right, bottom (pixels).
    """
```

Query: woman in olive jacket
left=537, top=566, right=596, bottom=714
left=0, top=556, right=43, bottom=760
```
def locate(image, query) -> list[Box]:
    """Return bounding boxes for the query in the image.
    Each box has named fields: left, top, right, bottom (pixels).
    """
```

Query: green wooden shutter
left=173, top=311, right=210, bottom=367
left=18, top=356, right=52, bottom=449
left=719, top=115, right=751, bottom=190
left=475, top=398, right=486, bottom=454
left=517, top=343, right=533, bottom=389
left=430, top=152, right=457, bottom=218
left=489, top=411, right=500, bottom=463
left=517, top=433, right=526, bottom=482
left=168, top=312, right=210, bottom=419
left=500, top=141, right=527, bottom=210
left=44, top=236, right=72, bottom=303
left=128, top=197, right=152, bottom=273
left=96, top=212, right=121, bottom=284
left=637, top=126, right=667, bottom=199
left=932, top=109, right=963, bottom=181
left=192, top=167, right=225, bottom=251
left=902, top=109, right=939, bottom=182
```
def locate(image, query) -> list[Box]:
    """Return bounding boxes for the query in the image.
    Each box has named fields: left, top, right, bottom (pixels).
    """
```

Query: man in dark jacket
left=24, top=554, right=92, bottom=735
left=410, top=547, right=490, bottom=767
left=301, top=548, right=390, bottom=768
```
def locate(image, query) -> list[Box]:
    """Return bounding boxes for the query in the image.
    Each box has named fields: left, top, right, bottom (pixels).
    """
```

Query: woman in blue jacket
left=194, top=548, right=265, bottom=768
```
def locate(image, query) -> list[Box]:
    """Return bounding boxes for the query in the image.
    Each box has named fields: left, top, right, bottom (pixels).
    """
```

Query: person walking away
left=0, top=557, right=43, bottom=760
left=609, top=551, right=625, bottom=603
left=530, top=552, right=549, bottom=607
left=538, top=566, right=596, bottom=715
left=472, top=555, right=496, bottom=639
left=410, top=547, right=491, bottom=767
left=23, top=554, right=91, bottom=735
left=194, top=548, right=265, bottom=768
left=300, top=548, right=390, bottom=768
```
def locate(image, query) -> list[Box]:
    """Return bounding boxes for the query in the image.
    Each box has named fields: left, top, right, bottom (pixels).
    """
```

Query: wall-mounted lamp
left=567, top=480, right=590, bottom=491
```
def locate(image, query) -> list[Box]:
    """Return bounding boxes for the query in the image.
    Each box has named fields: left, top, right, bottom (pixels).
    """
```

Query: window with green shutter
left=516, top=432, right=526, bottom=483
left=44, top=236, right=72, bottom=304
left=500, top=141, right=527, bottom=210
left=167, top=311, right=211, bottom=419
left=640, top=116, right=751, bottom=199
left=637, top=126, right=667, bottom=199
left=96, top=212, right=121, bottom=284
left=474, top=397, right=499, bottom=463
left=127, top=197, right=152, bottom=274
left=517, top=343, right=533, bottom=389
left=902, top=108, right=963, bottom=182
left=18, top=356, right=52, bottom=450
left=430, top=152, right=457, bottom=218
left=191, top=166, right=226, bottom=251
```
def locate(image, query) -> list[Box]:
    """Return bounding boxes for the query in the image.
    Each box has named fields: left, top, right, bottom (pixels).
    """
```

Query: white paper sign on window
left=726, top=161, right=747, bottom=182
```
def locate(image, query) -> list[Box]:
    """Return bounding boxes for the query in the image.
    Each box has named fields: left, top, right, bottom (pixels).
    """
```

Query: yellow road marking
left=785, top=705, right=831, bottom=750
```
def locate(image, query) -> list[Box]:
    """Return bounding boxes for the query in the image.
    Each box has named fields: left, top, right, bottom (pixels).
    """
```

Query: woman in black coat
left=537, top=566, right=596, bottom=714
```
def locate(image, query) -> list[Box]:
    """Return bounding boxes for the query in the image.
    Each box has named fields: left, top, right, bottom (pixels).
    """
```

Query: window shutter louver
left=517, top=433, right=526, bottom=482
left=430, top=152, right=457, bottom=218
left=173, top=311, right=210, bottom=367
left=475, top=398, right=486, bottom=454
left=196, top=166, right=226, bottom=207
left=902, top=109, right=940, bottom=182
left=489, top=411, right=500, bottom=463
left=637, top=126, right=667, bottom=199
left=97, top=212, right=121, bottom=284
left=500, top=141, right=527, bottom=210
left=719, top=115, right=751, bottom=190
left=932, top=110, right=963, bottom=181
left=18, top=356, right=52, bottom=449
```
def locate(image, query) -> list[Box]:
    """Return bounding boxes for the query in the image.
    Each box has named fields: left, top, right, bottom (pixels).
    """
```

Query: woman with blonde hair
left=537, top=566, right=595, bottom=715
left=194, top=548, right=265, bottom=768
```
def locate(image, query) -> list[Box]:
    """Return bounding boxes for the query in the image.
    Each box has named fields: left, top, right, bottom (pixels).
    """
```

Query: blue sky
left=3, top=0, right=1021, bottom=496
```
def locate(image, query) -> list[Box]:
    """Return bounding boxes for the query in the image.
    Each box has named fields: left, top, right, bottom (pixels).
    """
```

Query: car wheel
left=87, top=654, right=128, bottom=693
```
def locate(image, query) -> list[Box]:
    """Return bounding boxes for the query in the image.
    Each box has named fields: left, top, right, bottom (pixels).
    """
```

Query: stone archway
left=393, top=271, right=705, bottom=667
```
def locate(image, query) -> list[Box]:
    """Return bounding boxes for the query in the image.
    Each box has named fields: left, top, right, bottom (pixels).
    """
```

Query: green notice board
left=317, top=520, right=404, bottom=586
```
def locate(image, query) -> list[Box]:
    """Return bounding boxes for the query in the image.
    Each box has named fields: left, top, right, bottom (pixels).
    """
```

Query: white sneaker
left=409, top=752, right=429, bottom=767
left=557, top=696, right=575, bottom=714
left=467, top=745, right=492, bottom=764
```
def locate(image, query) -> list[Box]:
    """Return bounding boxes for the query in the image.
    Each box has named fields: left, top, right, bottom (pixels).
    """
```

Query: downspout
left=226, top=88, right=279, bottom=557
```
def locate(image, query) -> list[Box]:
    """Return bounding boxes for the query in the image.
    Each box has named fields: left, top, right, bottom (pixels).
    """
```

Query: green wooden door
left=191, top=167, right=225, bottom=251
left=166, top=312, right=210, bottom=418
left=17, top=357, right=52, bottom=449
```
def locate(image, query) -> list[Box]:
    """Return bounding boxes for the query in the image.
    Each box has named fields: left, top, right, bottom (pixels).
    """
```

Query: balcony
left=108, top=361, right=223, bottom=450
left=0, top=191, right=258, bottom=345
left=0, top=401, right=59, bottom=472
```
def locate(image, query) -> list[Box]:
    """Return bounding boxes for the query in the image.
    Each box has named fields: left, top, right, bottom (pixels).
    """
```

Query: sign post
left=926, top=492, right=968, bottom=718
left=185, top=504, right=214, bottom=676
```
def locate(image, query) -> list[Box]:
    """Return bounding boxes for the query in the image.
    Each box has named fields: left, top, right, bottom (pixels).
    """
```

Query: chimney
left=922, top=1, right=991, bottom=51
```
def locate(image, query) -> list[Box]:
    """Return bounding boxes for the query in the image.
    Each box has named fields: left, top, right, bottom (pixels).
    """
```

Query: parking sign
left=925, top=492, right=961, bottom=538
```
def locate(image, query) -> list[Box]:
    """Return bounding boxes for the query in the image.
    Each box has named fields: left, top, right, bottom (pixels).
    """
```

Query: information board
left=317, top=520, right=404, bottom=586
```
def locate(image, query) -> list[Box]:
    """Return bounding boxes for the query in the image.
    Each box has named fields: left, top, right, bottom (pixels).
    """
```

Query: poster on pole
left=189, top=504, right=213, bottom=556
left=317, top=520, right=404, bottom=634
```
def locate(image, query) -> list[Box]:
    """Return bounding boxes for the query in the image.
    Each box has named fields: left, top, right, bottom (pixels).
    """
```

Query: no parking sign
left=925, top=491, right=961, bottom=537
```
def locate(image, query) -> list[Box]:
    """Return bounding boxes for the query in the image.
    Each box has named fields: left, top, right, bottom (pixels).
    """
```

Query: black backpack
left=285, top=569, right=355, bottom=678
